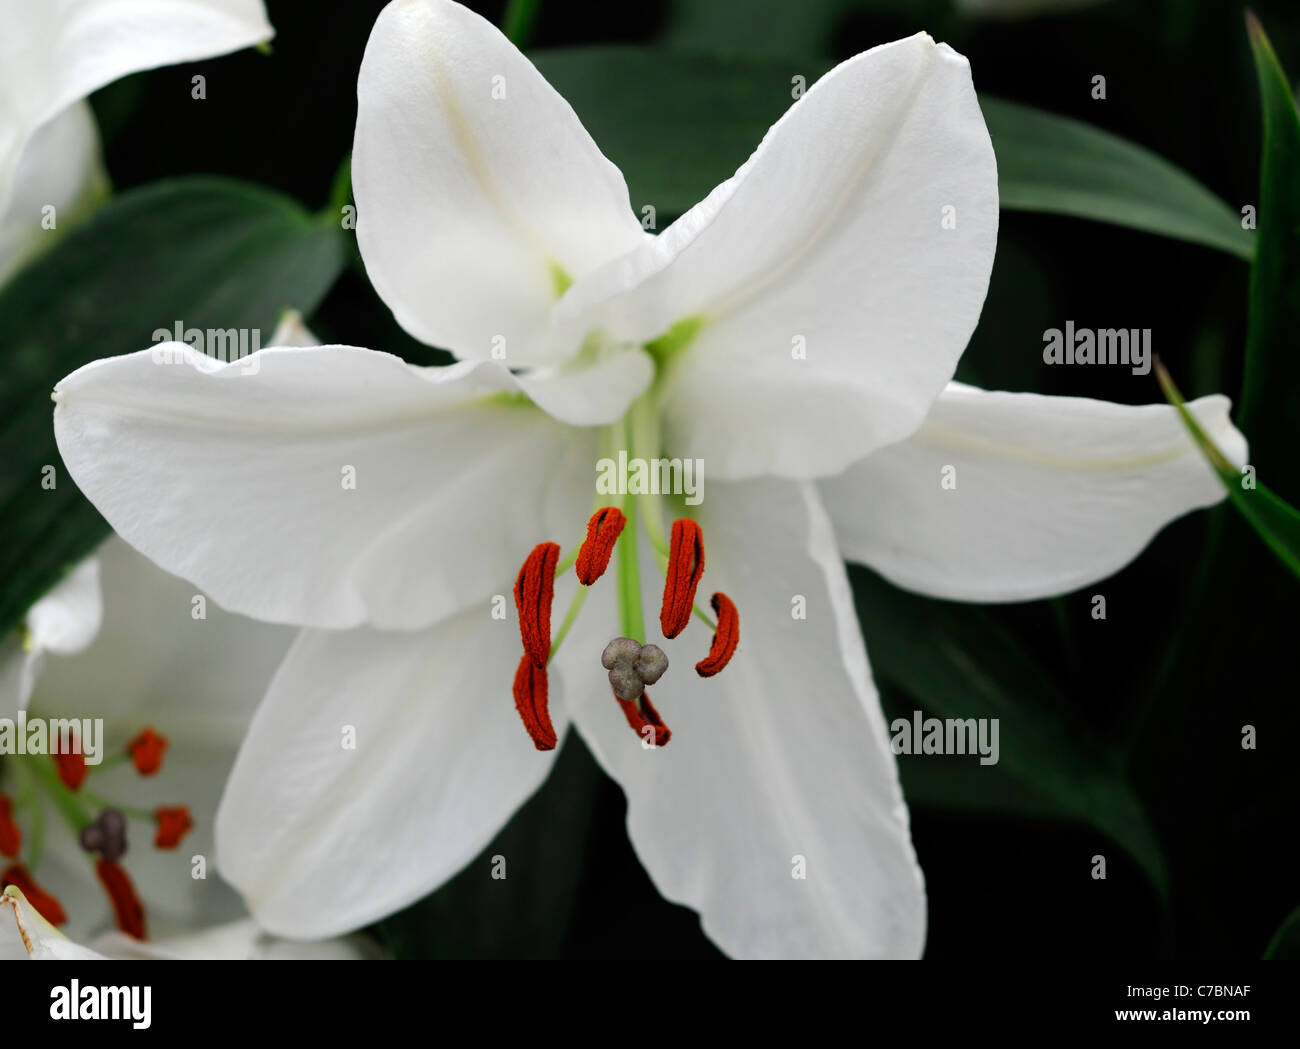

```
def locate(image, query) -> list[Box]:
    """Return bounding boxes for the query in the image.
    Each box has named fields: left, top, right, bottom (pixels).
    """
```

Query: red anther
left=660, top=518, right=705, bottom=639
left=0, top=795, right=20, bottom=858
left=2, top=864, right=67, bottom=926
left=512, top=655, right=558, bottom=751
left=514, top=542, right=560, bottom=668
left=615, top=688, right=671, bottom=747
left=574, top=507, right=627, bottom=585
left=695, top=592, right=739, bottom=677
left=96, top=859, right=146, bottom=940
left=128, top=727, right=168, bottom=775
left=154, top=806, right=194, bottom=849
left=53, top=751, right=87, bottom=791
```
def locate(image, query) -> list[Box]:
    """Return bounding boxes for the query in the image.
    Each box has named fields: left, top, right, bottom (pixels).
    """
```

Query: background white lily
left=0, top=0, right=273, bottom=283
left=52, top=0, right=1245, bottom=959
left=2, top=317, right=377, bottom=959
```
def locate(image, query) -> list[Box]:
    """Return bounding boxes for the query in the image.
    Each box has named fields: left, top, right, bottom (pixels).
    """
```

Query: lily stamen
left=696, top=592, right=740, bottom=677
left=95, top=858, right=146, bottom=940
left=53, top=751, right=87, bottom=791
left=0, top=795, right=21, bottom=858
left=574, top=507, right=626, bottom=585
left=614, top=688, right=671, bottom=747
left=154, top=806, right=194, bottom=849
left=660, top=519, right=704, bottom=639
left=514, top=542, right=560, bottom=668
left=512, top=655, right=557, bottom=752
left=1, top=863, right=66, bottom=926
left=127, top=728, right=168, bottom=775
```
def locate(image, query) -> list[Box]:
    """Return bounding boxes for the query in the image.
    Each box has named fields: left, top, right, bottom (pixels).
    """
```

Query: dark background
left=87, top=0, right=1300, bottom=958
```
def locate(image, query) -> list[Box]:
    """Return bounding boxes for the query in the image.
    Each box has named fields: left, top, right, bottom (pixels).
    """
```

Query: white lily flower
left=0, top=0, right=274, bottom=283
left=4, top=318, right=376, bottom=959
left=52, top=0, right=1243, bottom=958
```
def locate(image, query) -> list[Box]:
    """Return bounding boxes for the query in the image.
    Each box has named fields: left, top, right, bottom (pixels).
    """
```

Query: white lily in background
left=52, top=0, right=1244, bottom=958
left=0, top=0, right=274, bottom=284
left=4, top=318, right=376, bottom=960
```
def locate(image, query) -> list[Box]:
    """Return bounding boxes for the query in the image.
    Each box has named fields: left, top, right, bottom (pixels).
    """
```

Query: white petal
left=25, top=557, right=102, bottom=656
left=216, top=607, right=565, bottom=938
left=54, top=345, right=599, bottom=630
left=353, top=0, right=645, bottom=365
left=266, top=309, right=320, bottom=348
left=557, top=33, right=998, bottom=479
left=821, top=383, right=1247, bottom=602
left=0, top=101, right=107, bottom=286
left=556, top=480, right=925, bottom=958
left=0, top=636, right=43, bottom=717
left=0, top=554, right=102, bottom=713
left=91, top=919, right=382, bottom=959
left=1, top=888, right=105, bottom=960
left=1, top=0, right=273, bottom=214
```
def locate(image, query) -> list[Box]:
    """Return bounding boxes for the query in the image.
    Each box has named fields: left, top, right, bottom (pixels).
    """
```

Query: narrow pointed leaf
left=851, top=565, right=1169, bottom=900
left=1155, top=360, right=1300, bottom=579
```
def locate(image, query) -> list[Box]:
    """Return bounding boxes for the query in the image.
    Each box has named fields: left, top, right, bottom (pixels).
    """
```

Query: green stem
left=92, top=752, right=131, bottom=773
left=617, top=498, right=645, bottom=643
left=27, top=758, right=92, bottom=835
left=11, top=762, right=45, bottom=872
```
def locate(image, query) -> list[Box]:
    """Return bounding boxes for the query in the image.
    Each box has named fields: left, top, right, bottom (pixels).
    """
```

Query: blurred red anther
left=128, top=727, right=169, bottom=776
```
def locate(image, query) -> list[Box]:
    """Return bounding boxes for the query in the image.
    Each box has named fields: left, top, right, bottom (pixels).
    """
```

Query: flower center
left=0, top=724, right=194, bottom=941
left=508, top=388, right=739, bottom=750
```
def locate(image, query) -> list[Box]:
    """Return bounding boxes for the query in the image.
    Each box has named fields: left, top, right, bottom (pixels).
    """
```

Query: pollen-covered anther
left=1, top=864, right=67, bottom=926
left=514, top=541, right=560, bottom=668
left=0, top=794, right=21, bottom=858
left=154, top=806, right=194, bottom=849
left=79, top=807, right=128, bottom=863
left=128, top=727, right=169, bottom=775
left=574, top=507, right=627, bottom=585
left=695, top=592, right=739, bottom=677
left=512, top=655, right=558, bottom=751
left=53, top=751, right=87, bottom=791
left=615, top=688, right=671, bottom=747
left=660, top=518, right=704, bottom=639
left=96, top=858, right=146, bottom=940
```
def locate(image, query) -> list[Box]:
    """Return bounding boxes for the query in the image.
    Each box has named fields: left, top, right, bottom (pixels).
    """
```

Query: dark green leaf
left=1240, top=15, right=1300, bottom=499
left=1155, top=359, right=1300, bottom=579
left=0, top=177, right=346, bottom=636
left=850, top=565, right=1168, bottom=900
left=1263, top=905, right=1300, bottom=959
left=533, top=46, right=1249, bottom=259
left=982, top=96, right=1254, bottom=261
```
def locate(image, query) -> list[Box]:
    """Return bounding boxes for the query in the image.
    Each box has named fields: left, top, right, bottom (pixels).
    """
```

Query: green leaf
left=534, top=47, right=810, bottom=219
left=981, top=96, right=1254, bottom=261
left=0, top=177, right=346, bottom=637
left=1263, top=905, right=1300, bottom=959
left=1155, top=359, right=1300, bottom=579
left=533, top=46, right=1250, bottom=258
left=850, top=565, right=1169, bottom=900
left=1240, top=14, right=1300, bottom=496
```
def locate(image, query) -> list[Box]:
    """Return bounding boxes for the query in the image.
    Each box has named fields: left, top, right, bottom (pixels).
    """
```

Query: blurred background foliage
left=16, top=0, right=1299, bottom=956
